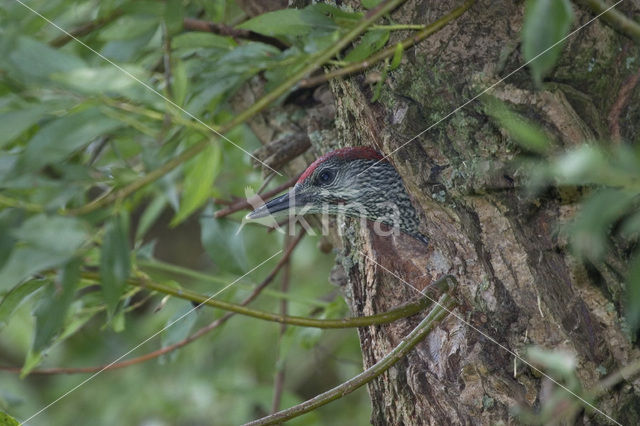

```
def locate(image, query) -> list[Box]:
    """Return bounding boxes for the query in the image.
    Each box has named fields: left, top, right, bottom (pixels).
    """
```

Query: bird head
left=246, top=147, right=427, bottom=244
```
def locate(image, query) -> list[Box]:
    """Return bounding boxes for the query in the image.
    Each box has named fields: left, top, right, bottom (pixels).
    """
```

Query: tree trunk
left=314, top=0, right=640, bottom=424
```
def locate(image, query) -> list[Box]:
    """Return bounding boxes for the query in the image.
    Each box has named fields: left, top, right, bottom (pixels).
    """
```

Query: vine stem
left=64, top=0, right=408, bottom=216
left=299, top=0, right=476, bottom=88
left=244, top=293, right=455, bottom=426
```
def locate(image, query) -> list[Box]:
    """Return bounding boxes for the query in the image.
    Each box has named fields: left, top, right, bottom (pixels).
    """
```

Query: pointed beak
left=246, top=188, right=302, bottom=220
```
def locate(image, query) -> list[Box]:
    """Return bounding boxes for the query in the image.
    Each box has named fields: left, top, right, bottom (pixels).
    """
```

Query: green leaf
left=344, top=30, right=389, bottom=63
left=16, top=108, right=122, bottom=174
left=135, top=196, right=167, bottom=241
left=522, top=0, right=574, bottom=86
left=160, top=301, right=198, bottom=363
left=202, top=0, right=226, bottom=22
left=172, top=143, right=221, bottom=226
left=566, top=189, right=636, bottom=259
left=164, top=0, right=184, bottom=36
left=483, top=97, right=551, bottom=154
left=22, top=259, right=81, bottom=377
left=101, top=29, right=157, bottom=62
left=0, top=105, right=51, bottom=149
left=390, top=42, right=404, bottom=70
left=172, top=32, right=235, bottom=50
left=100, top=212, right=131, bottom=318
left=0, top=215, right=88, bottom=291
left=14, top=215, right=87, bottom=253
left=299, top=327, right=323, bottom=349
left=200, top=205, right=247, bottom=274
left=525, top=346, right=576, bottom=379
left=172, top=58, right=189, bottom=106
left=51, top=66, right=152, bottom=101
left=5, top=36, right=86, bottom=82
left=58, top=302, right=101, bottom=341
left=309, top=4, right=363, bottom=21
left=0, top=411, right=19, bottom=426
left=99, top=15, right=160, bottom=41
left=32, top=260, right=81, bottom=353
left=626, top=254, right=640, bottom=333
left=0, top=210, right=18, bottom=270
left=548, top=146, right=607, bottom=186
left=0, top=279, right=47, bottom=330
left=237, top=8, right=336, bottom=38
left=215, top=42, right=281, bottom=72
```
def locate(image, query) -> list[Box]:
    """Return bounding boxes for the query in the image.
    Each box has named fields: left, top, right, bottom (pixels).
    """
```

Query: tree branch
left=131, top=273, right=441, bottom=328
left=244, top=292, right=455, bottom=426
left=575, top=0, right=640, bottom=43
left=298, top=0, right=476, bottom=88
left=183, top=18, right=288, bottom=50
left=214, top=176, right=298, bottom=218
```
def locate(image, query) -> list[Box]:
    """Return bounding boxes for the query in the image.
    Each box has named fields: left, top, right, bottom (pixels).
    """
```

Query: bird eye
left=317, top=169, right=335, bottom=185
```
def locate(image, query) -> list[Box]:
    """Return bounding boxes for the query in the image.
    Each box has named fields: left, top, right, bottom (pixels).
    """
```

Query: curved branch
left=298, top=0, right=476, bottom=88
left=244, top=293, right=455, bottom=426
left=133, top=275, right=439, bottom=328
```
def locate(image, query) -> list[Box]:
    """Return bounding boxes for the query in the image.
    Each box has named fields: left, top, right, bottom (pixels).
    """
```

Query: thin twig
left=50, top=10, right=123, bottom=47
left=298, top=0, right=475, bottom=88
left=50, top=13, right=285, bottom=49
left=244, top=293, right=455, bottom=426
left=161, top=22, right=174, bottom=130
left=0, top=194, right=44, bottom=213
left=183, top=17, right=288, bottom=50
left=267, top=218, right=289, bottom=233
left=592, top=358, right=640, bottom=398
left=257, top=173, right=276, bottom=195
left=215, top=176, right=298, bottom=218
left=575, top=0, right=640, bottom=43
left=63, top=0, right=408, bottom=216
left=272, top=231, right=292, bottom=412
left=211, top=197, right=238, bottom=206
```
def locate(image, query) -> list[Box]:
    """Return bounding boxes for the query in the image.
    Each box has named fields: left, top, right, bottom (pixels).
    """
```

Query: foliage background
left=1, top=0, right=639, bottom=424
left=0, top=0, right=375, bottom=424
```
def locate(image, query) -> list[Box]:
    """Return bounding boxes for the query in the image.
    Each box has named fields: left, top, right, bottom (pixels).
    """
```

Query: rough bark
left=314, top=0, right=640, bottom=424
